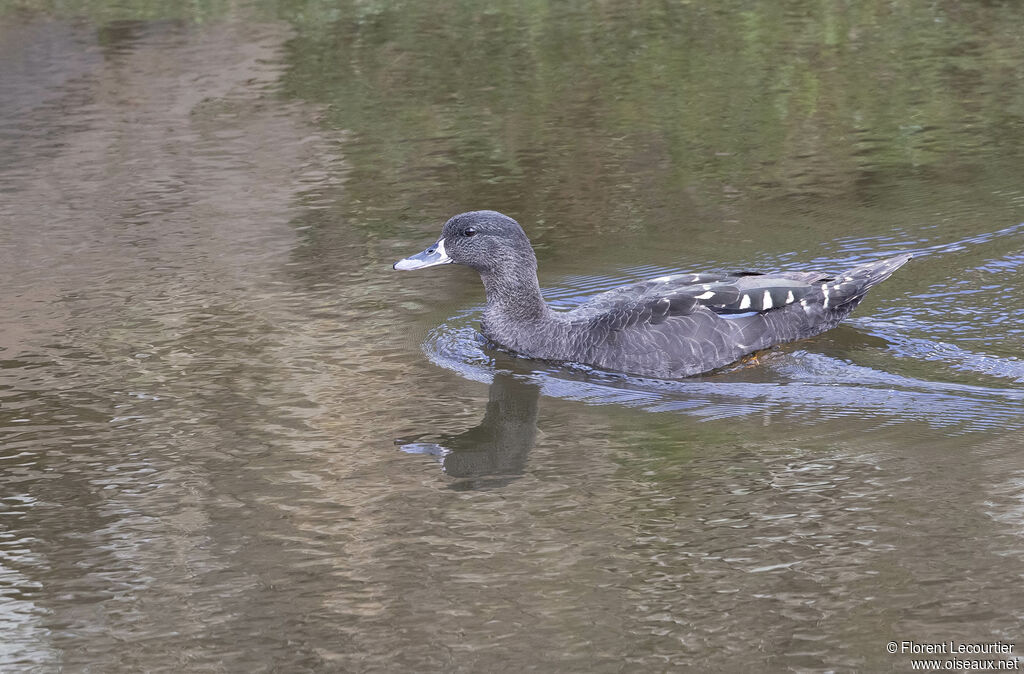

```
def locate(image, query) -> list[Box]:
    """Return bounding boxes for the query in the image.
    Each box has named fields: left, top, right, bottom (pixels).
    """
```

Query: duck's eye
left=463, top=228, right=477, bottom=237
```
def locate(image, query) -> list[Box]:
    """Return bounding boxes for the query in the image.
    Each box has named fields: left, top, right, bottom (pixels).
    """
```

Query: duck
left=394, top=210, right=911, bottom=379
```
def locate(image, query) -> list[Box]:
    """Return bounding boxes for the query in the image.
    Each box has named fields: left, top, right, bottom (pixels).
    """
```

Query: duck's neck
left=480, top=266, right=551, bottom=326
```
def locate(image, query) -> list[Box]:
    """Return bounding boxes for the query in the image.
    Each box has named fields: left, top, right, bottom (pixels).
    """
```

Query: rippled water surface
left=2, top=1, right=1024, bottom=671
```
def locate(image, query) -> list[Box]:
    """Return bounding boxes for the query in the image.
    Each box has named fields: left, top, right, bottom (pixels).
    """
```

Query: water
left=1, top=1, right=1023, bottom=671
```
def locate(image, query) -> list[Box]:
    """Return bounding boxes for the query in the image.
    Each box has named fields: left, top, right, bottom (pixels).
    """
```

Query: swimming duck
left=394, top=210, right=910, bottom=378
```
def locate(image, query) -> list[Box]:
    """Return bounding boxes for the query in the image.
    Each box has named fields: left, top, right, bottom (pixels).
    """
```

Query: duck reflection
left=398, top=372, right=540, bottom=489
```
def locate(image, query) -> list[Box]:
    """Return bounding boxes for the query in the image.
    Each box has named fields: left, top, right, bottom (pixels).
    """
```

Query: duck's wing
left=578, top=255, right=911, bottom=322
left=685, top=273, right=826, bottom=315
left=714, top=254, right=912, bottom=315
left=573, top=270, right=824, bottom=324
left=569, top=255, right=911, bottom=376
left=567, top=282, right=748, bottom=378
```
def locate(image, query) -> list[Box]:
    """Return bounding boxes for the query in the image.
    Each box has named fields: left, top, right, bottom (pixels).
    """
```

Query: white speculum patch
left=696, top=290, right=715, bottom=300
left=738, top=294, right=751, bottom=310
left=762, top=290, right=773, bottom=309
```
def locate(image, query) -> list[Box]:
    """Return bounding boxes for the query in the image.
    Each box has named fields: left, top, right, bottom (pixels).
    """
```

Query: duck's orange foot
left=735, top=350, right=768, bottom=369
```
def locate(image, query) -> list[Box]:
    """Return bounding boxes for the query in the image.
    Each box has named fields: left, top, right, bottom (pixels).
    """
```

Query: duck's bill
left=393, top=239, right=452, bottom=270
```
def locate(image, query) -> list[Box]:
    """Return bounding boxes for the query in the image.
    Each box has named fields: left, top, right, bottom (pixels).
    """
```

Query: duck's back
left=555, top=255, right=910, bottom=378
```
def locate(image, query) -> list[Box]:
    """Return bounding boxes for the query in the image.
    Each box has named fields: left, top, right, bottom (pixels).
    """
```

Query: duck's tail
left=827, top=253, right=912, bottom=310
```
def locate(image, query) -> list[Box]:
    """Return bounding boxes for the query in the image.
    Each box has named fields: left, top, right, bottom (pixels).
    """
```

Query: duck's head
left=393, top=210, right=536, bottom=275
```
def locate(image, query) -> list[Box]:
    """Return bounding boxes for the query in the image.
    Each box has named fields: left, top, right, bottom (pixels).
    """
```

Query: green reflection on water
left=274, top=0, right=1024, bottom=235
left=8, top=0, right=1022, bottom=239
